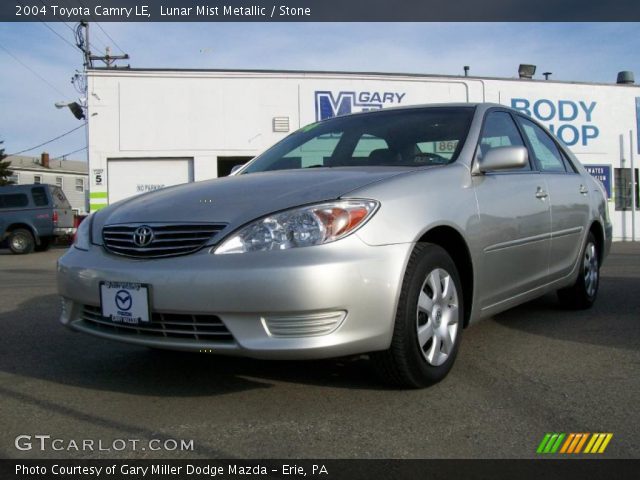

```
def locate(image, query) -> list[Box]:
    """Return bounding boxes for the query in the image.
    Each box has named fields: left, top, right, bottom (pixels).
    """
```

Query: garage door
left=107, top=158, right=194, bottom=204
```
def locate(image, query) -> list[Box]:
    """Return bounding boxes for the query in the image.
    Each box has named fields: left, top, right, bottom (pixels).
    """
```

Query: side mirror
left=230, top=164, right=246, bottom=175
left=475, top=146, right=528, bottom=174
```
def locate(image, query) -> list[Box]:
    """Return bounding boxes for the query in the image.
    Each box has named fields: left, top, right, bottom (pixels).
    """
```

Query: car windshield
left=243, top=107, right=475, bottom=173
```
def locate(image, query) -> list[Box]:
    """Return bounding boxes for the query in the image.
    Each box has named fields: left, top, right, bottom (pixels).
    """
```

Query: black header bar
left=4, top=0, right=640, bottom=22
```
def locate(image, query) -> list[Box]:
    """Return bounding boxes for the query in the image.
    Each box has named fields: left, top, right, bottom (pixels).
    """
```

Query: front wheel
left=371, top=243, right=464, bottom=388
left=557, top=232, right=599, bottom=309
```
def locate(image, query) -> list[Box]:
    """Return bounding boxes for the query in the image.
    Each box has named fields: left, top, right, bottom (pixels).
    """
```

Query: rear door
left=515, top=116, right=590, bottom=281
left=472, top=110, right=552, bottom=309
left=49, top=186, right=74, bottom=229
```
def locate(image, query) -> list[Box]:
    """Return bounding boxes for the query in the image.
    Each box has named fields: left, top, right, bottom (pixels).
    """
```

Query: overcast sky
left=0, top=22, right=638, bottom=160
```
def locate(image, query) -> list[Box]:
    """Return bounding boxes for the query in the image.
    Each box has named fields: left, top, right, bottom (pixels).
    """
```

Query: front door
left=472, top=111, right=552, bottom=309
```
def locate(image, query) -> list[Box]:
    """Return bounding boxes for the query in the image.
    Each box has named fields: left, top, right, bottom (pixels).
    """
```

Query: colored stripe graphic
left=536, top=433, right=552, bottom=453
left=538, top=433, right=612, bottom=454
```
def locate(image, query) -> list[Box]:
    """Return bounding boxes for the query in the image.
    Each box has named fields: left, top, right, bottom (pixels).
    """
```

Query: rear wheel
left=372, top=243, right=463, bottom=388
left=557, top=232, right=599, bottom=309
left=8, top=229, right=35, bottom=254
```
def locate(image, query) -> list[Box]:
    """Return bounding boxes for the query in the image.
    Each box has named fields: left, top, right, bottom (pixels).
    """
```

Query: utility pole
left=76, top=21, right=130, bottom=69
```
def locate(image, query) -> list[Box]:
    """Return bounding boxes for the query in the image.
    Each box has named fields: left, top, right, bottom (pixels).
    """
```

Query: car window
left=31, top=186, right=49, bottom=206
left=281, top=133, right=343, bottom=169
left=478, top=111, right=530, bottom=171
left=353, top=134, right=389, bottom=158
left=0, top=193, right=29, bottom=209
left=243, top=108, right=475, bottom=173
left=51, top=186, right=72, bottom=209
left=517, top=117, right=566, bottom=172
left=417, top=140, right=459, bottom=162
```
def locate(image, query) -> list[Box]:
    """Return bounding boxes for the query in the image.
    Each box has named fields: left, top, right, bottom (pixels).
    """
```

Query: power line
left=33, top=0, right=72, bottom=30
left=95, top=22, right=126, bottom=55
left=39, top=21, right=80, bottom=52
left=7, top=124, right=86, bottom=156
left=0, top=42, right=68, bottom=97
left=52, top=145, right=87, bottom=160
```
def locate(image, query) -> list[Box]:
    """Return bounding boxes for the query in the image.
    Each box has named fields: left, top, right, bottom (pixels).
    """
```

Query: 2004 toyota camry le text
left=57, top=103, right=611, bottom=388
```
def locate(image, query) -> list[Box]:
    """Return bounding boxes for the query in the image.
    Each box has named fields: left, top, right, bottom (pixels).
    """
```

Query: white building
left=8, top=154, right=89, bottom=214
left=86, top=68, right=640, bottom=240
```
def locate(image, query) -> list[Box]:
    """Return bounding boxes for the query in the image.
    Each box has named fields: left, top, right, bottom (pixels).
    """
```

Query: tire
left=557, top=232, right=599, bottom=309
left=372, top=243, right=464, bottom=388
left=8, top=228, right=35, bottom=255
left=34, top=236, right=52, bottom=252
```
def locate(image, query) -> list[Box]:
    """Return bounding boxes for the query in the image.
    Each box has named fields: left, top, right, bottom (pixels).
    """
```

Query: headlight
left=73, top=214, right=93, bottom=251
left=215, top=199, right=379, bottom=254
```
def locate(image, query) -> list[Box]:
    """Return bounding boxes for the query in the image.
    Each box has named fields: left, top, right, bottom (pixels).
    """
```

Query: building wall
left=12, top=169, right=89, bottom=214
left=87, top=69, right=640, bottom=240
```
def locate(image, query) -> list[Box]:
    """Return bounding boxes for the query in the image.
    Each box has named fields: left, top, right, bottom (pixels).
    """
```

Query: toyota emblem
left=133, top=226, right=154, bottom=247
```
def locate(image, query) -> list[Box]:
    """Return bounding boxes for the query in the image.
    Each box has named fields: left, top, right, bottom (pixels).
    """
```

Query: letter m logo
left=315, top=91, right=356, bottom=121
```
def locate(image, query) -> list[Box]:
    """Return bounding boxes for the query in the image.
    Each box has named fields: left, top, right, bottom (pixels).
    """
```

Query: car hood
left=92, top=167, right=414, bottom=239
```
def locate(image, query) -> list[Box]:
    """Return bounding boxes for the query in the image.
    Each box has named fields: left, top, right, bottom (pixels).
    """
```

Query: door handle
left=579, top=184, right=589, bottom=195
left=535, top=187, right=548, bottom=199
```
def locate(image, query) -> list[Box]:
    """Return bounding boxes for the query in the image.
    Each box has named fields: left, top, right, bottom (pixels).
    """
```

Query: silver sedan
left=57, top=103, right=611, bottom=387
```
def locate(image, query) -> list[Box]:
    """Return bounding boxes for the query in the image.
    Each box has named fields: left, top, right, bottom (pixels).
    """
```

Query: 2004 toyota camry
left=57, top=103, right=611, bottom=387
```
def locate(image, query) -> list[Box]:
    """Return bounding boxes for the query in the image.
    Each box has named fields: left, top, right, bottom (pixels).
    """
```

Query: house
left=7, top=153, right=89, bottom=214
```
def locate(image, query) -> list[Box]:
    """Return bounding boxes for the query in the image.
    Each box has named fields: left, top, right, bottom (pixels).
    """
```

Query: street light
left=55, top=101, right=85, bottom=120
left=518, top=64, right=536, bottom=79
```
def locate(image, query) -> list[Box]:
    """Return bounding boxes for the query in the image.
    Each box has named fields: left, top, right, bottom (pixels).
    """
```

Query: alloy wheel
left=416, top=268, right=460, bottom=366
left=584, top=242, right=599, bottom=297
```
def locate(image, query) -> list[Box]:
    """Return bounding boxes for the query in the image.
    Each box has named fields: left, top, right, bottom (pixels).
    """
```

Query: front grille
left=103, top=223, right=226, bottom=258
left=80, top=305, right=235, bottom=343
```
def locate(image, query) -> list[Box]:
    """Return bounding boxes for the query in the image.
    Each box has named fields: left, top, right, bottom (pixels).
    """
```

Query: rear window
left=0, top=193, right=29, bottom=209
left=51, top=186, right=71, bottom=209
left=31, top=187, right=49, bottom=206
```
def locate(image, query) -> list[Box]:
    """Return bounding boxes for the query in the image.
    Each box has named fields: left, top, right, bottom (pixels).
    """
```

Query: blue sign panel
left=584, top=164, right=611, bottom=198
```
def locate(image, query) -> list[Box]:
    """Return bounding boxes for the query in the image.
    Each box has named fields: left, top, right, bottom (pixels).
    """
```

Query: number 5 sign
left=93, top=169, right=104, bottom=186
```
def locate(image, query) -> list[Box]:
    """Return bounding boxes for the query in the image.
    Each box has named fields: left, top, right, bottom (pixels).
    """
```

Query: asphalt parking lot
left=0, top=244, right=638, bottom=459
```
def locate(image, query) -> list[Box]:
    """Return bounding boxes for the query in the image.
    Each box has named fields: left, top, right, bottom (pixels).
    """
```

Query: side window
left=478, top=111, right=529, bottom=171
left=31, top=186, right=49, bottom=206
left=517, top=117, right=566, bottom=172
left=0, top=194, right=29, bottom=209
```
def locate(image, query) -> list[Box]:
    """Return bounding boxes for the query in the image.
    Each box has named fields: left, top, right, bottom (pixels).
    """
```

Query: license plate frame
left=99, top=281, right=151, bottom=325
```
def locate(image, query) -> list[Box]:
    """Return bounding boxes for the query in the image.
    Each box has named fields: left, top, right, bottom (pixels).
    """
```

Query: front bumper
left=57, top=236, right=412, bottom=359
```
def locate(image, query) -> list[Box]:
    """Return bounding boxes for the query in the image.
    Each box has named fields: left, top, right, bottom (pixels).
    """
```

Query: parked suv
left=0, top=184, right=75, bottom=254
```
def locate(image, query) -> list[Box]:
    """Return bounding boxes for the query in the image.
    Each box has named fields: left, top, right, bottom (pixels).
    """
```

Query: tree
left=0, top=140, right=14, bottom=186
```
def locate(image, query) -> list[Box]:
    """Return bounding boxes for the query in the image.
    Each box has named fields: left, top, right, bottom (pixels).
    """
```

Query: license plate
left=100, top=282, right=151, bottom=325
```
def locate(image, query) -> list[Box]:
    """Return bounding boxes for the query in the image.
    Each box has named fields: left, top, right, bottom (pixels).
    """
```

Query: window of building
left=33, top=175, right=42, bottom=184
left=75, top=177, right=85, bottom=192
left=614, top=168, right=639, bottom=211
left=56, top=177, right=63, bottom=188
left=8, top=173, right=19, bottom=184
